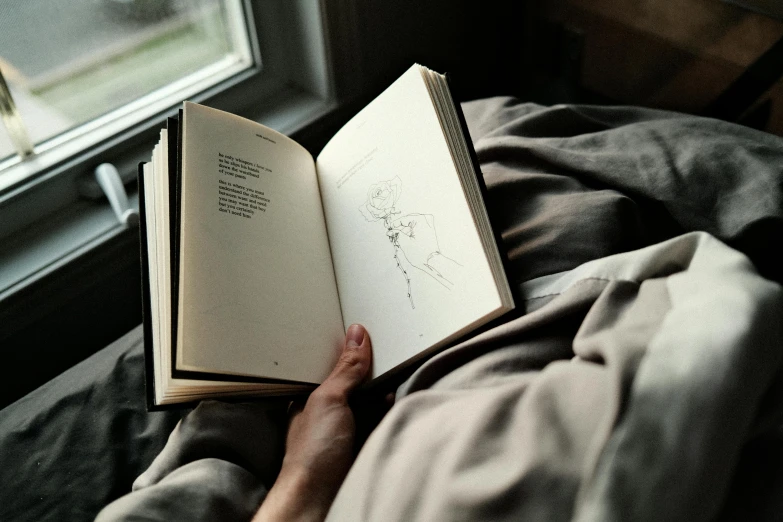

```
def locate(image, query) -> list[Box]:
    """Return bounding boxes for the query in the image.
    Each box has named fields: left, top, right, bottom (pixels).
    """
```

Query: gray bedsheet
left=2, top=97, right=782, bottom=521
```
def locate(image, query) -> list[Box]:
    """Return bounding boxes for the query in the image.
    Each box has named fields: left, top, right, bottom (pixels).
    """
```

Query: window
left=0, top=0, right=254, bottom=190
left=0, top=0, right=337, bottom=299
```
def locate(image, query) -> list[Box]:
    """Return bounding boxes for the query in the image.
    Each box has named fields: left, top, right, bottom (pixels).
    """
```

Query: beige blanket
left=328, top=232, right=782, bottom=521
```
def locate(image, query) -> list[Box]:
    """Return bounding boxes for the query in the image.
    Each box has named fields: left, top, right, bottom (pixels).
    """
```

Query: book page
left=316, top=66, right=504, bottom=378
left=176, top=102, right=343, bottom=383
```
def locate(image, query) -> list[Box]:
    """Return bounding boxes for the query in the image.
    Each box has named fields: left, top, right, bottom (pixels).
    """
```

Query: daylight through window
left=0, top=0, right=253, bottom=181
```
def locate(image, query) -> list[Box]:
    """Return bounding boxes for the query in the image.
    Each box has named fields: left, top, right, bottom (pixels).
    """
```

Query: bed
left=2, top=97, right=782, bottom=521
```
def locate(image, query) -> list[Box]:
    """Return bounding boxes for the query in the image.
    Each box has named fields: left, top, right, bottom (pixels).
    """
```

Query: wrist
left=254, top=465, right=332, bottom=522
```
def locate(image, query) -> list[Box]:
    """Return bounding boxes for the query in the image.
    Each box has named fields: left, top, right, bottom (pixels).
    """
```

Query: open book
left=139, top=64, right=514, bottom=407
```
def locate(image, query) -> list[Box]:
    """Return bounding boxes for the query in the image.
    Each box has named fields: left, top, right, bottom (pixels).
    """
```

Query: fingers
left=390, top=217, right=412, bottom=231
left=317, top=324, right=372, bottom=402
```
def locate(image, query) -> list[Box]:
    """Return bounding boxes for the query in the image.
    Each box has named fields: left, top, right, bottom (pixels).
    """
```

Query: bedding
left=2, top=97, right=781, bottom=521
left=328, top=231, right=782, bottom=521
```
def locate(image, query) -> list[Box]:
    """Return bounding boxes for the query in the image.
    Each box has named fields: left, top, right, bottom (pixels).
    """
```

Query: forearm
left=254, top=324, right=371, bottom=522
left=425, top=252, right=459, bottom=287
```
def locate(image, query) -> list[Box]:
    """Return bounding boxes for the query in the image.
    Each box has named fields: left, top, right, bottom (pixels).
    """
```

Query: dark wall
left=350, top=1, right=526, bottom=101
left=0, top=232, right=142, bottom=408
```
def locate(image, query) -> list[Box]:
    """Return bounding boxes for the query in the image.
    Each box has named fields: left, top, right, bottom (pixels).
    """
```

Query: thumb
left=320, top=324, right=372, bottom=399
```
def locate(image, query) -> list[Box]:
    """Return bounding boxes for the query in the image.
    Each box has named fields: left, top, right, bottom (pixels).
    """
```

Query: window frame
left=0, top=0, right=344, bottom=301
left=0, top=0, right=262, bottom=193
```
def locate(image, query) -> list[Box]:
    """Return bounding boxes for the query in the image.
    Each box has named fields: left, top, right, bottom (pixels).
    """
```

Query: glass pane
left=0, top=0, right=250, bottom=160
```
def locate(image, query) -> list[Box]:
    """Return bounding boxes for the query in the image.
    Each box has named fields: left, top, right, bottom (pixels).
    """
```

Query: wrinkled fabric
left=463, top=99, right=783, bottom=286
left=327, top=232, right=782, bottom=521
left=96, top=401, right=288, bottom=521
left=0, top=328, right=184, bottom=522
left=3, top=98, right=782, bottom=522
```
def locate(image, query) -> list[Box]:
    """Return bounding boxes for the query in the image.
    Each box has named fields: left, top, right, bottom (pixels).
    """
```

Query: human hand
left=388, top=213, right=439, bottom=268
left=253, top=324, right=372, bottom=522
left=388, top=213, right=457, bottom=289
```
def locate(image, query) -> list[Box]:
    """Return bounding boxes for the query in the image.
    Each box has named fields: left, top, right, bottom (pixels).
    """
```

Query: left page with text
left=175, top=102, right=344, bottom=383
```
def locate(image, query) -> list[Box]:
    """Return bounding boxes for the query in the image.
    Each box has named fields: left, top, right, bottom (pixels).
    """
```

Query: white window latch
left=95, top=163, right=139, bottom=227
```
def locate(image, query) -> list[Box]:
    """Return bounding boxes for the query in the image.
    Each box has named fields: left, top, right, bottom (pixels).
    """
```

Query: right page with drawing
left=316, top=65, right=506, bottom=379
